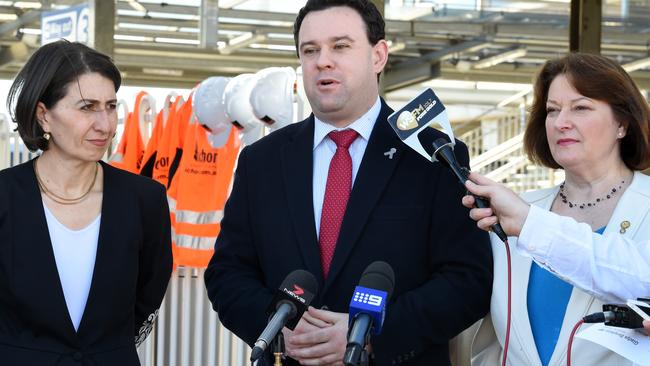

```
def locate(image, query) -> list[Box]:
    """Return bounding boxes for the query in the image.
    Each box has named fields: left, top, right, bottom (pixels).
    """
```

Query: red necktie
left=319, top=129, right=359, bottom=278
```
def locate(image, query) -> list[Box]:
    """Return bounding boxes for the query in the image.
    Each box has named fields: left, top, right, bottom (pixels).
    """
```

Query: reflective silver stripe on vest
left=175, top=209, right=224, bottom=225
left=167, top=197, right=177, bottom=212
left=174, top=232, right=217, bottom=250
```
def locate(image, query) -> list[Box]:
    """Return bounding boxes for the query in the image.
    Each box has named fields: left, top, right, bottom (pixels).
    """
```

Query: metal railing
left=0, top=116, right=38, bottom=170
left=137, top=267, right=250, bottom=366
left=460, top=109, right=561, bottom=193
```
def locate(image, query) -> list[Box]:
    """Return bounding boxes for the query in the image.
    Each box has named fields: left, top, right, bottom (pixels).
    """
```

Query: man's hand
left=283, top=307, right=349, bottom=365
left=462, top=172, right=530, bottom=236
left=282, top=312, right=325, bottom=357
left=644, top=320, right=650, bottom=335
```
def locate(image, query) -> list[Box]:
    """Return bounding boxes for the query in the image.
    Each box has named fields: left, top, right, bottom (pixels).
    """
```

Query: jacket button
left=72, top=351, right=83, bottom=361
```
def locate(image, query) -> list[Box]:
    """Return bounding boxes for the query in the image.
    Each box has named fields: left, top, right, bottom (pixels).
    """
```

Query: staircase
left=460, top=108, right=562, bottom=193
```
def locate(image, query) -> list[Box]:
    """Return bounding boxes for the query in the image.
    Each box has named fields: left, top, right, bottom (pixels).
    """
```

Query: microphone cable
left=428, top=139, right=512, bottom=366
left=501, top=238, right=512, bottom=366
left=567, top=318, right=584, bottom=366
left=567, top=311, right=615, bottom=366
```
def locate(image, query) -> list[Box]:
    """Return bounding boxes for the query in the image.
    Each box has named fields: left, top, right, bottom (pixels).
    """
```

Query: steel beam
left=384, top=39, right=489, bottom=91
left=570, top=0, right=601, bottom=54
left=384, top=62, right=441, bottom=92
left=200, top=0, right=219, bottom=49
left=0, top=10, right=41, bottom=37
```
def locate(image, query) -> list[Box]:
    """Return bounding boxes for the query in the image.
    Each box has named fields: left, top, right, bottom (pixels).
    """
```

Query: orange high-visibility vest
left=110, top=91, right=148, bottom=173
left=168, top=94, right=193, bottom=186
left=140, top=110, right=165, bottom=177
left=141, top=94, right=182, bottom=177
left=151, top=96, right=190, bottom=188
left=168, top=122, right=240, bottom=268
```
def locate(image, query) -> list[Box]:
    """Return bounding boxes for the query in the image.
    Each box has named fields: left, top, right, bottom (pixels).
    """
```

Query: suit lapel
left=323, top=102, right=403, bottom=292
left=15, top=160, right=79, bottom=342
left=281, top=118, right=323, bottom=281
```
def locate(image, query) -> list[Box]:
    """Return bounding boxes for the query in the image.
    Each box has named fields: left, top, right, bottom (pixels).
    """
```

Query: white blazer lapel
left=507, top=188, right=559, bottom=366
left=606, top=171, right=650, bottom=239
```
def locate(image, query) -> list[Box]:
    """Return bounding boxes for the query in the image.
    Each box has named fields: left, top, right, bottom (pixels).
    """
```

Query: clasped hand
left=282, top=306, right=349, bottom=366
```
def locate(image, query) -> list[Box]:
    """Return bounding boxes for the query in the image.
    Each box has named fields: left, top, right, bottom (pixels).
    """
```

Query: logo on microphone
left=396, top=99, right=438, bottom=131
left=292, top=284, right=304, bottom=295
left=353, top=291, right=383, bottom=307
left=396, top=111, right=417, bottom=130
left=283, top=287, right=307, bottom=304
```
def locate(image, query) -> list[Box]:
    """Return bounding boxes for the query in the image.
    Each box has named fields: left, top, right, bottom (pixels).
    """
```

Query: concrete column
left=88, top=0, right=115, bottom=56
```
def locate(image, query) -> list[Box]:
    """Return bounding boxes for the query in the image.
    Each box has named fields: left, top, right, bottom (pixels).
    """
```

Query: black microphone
left=386, top=88, right=508, bottom=242
left=250, top=269, right=318, bottom=362
left=344, top=261, right=395, bottom=366
left=430, top=137, right=508, bottom=242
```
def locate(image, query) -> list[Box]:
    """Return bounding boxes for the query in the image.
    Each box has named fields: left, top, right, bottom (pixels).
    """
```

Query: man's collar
left=313, top=96, right=381, bottom=150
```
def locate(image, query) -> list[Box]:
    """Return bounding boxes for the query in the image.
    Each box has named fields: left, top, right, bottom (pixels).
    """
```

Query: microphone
left=343, top=261, right=395, bottom=366
left=387, top=88, right=508, bottom=242
left=250, top=269, right=318, bottom=362
left=431, top=138, right=508, bottom=242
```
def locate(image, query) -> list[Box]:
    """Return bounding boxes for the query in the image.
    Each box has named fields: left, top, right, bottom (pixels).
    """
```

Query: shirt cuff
left=517, top=204, right=555, bottom=261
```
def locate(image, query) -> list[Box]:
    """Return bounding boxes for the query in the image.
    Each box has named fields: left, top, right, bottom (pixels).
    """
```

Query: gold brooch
left=620, top=220, right=631, bottom=234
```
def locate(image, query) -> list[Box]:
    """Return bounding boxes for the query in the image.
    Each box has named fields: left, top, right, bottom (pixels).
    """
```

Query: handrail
left=484, top=155, right=528, bottom=182
left=470, top=132, right=523, bottom=171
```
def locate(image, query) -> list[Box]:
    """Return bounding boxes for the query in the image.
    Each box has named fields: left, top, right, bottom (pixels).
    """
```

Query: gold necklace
left=34, top=159, right=99, bottom=205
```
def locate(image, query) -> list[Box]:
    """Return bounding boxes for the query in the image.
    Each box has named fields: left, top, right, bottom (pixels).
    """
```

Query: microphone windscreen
left=416, top=127, right=443, bottom=157
left=358, top=261, right=395, bottom=300
left=279, top=269, right=319, bottom=296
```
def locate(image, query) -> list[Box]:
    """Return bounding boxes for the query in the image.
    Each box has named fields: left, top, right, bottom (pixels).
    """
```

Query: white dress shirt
left=43, top=203, right=100, bottom=331
left=313, top=97, right=381, bottom=237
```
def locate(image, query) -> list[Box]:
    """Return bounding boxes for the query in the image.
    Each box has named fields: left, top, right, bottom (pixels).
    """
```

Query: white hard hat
left=223, top=73, right=263, bottom=136
left=250, top=67, right=296, bottom=131
left=206, top=128, right=232, bottom=148
left=240, top=123, right=264, bottom=145
left=193, top=76, right=232, bottom=135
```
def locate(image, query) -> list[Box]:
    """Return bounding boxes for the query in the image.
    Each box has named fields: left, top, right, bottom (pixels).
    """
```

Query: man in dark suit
left=204, top=1, right=493, bottom=365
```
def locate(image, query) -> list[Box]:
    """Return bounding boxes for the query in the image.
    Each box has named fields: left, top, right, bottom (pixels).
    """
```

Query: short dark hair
left=524, top=53, right=650, bottom=171
left=7, top=40, right=122, bottom=152
left=293, top=0, right=386, bottom=56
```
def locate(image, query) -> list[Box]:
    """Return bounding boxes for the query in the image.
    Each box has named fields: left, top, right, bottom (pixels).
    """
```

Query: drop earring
left=43, top=132, right=51, bottom=141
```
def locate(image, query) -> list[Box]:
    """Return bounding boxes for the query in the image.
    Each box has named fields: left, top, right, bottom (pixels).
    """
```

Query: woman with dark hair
left=464, top=53, right=650, bottom=366
left=0, top=40, right=172, bottom=365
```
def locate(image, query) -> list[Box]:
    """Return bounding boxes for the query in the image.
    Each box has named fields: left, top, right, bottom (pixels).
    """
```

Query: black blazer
left=0, top=160, right=172, bottom=366
left=204, top=100, right=493, bottom=366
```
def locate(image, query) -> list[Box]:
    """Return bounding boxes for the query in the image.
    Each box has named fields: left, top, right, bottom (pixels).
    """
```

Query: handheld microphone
left=343, top=261, right=395, bottom=366
left=387, top=88, right=508, bottom=242
left=431, top=138, right=508, bottom=242
left=250, top=269, right=318, bottom=362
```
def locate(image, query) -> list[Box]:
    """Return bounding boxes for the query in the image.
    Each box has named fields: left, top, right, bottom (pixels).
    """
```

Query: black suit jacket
left=0, top=160, right=172, bottom=366
left=205, top=100, right=493, bottom=365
